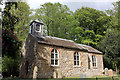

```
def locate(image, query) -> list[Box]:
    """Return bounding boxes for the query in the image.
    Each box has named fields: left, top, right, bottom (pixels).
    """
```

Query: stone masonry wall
left=33, top=43, right=104, bottom=78
left=19, top=34, right=37, bottom=78
left=20, top=35, right=104, bottom=78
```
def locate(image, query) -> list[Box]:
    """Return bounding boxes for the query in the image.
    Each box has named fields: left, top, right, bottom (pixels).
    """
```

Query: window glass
left=55, top=60, right=58, bottom=65
left=77, top=56, right=79, bottom=60
left=51, top=49, right=54, bottom=52
left=74, top=61, right=76, bottom=65
left=55, top=54, right=58, bottom=59
left=74, top=52, right=80, bottom=66
left=51, top=60, right=54, bottom=65
left=51, top=49, right=59, bottom=65
left=92, top=55, right=97, bottom=67
left=51, top=54, right=54, bottom=58
left=74, top=56, right=76, bottom=60
left=77, top=61, right=79, bottom=65
left=55, top=49, right=57, bottom=53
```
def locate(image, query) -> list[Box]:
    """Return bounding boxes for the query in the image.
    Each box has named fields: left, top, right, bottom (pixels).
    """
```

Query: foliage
left=99, top=29, right=120, bottom=73
left=2, top=56, right=20, bottom=77
left=2, top=29, right=21, bottom=58
left=72, top=7, right=111, bottom=48
left=34, top=2, right=77, bottom=39
left=2, top=2, right=22, bottom=77
left=106, top=1, right=120, bottom=30
left=2, top=2, right=22, bottom=58
left=10, top=2, right=32, bottom=42
left=33, top=3, right=111, bottom=49
left=2, top=2, right=31, bottom=43
left=103, top=1, right=120, bottom=73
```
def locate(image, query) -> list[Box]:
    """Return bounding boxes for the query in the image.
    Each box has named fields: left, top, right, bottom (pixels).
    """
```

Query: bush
left=2, top=56, right=20, bottom=77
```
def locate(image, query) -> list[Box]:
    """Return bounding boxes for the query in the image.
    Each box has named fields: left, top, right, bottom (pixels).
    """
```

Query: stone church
left=19, top=20, right=104, bottom=79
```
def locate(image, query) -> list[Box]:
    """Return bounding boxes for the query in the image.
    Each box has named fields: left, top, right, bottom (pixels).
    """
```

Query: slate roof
left=30, top=34, right=102, bottom=54
left=77, top=44, right=102, bottom=54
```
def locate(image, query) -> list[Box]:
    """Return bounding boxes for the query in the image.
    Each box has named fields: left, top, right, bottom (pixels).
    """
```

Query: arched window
left=92, top=55, right=97, bottom=67
left=74, top=51, right=80, bottom=66
left=51, top=49, right=59, bottom=65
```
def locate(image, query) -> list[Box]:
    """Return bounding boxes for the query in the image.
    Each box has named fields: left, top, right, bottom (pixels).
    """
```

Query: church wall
left=19, top=34, right=38, bottom=78
left=31, top=43, right=104, bottom=78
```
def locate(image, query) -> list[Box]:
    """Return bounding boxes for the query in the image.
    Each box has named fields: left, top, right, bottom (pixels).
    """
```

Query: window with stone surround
left=92, top=55, right=97, bottom=67
left=51, top=49, right=59, bottom=65
left=74, top=51, right=80, bottom=66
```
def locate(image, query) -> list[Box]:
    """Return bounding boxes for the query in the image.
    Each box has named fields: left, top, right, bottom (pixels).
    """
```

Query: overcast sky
left=0, top=0, right=119, bottom=12
left=27, top=0, right=120, bottom=12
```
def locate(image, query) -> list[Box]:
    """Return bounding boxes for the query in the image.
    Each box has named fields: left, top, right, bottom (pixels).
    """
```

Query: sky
left=27, top=0, right=120, bottom=12
left=0, top=0, right=119, bottom=17
left=0, top=0, right=119, bottom=12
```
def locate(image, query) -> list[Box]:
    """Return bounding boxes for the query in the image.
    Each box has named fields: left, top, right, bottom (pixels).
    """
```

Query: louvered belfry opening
left=29, top=20, right=44, bottom=37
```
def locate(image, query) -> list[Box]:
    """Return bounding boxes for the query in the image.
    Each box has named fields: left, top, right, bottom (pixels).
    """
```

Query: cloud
left=27, top=0, right=64, bottom=9
left=27, top=0, right=118, bottom=10
left=27, top=0, right=119, bottom=2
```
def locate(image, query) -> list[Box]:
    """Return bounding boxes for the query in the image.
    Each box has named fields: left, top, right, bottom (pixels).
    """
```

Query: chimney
left=29, top=20, right=44, bottom=37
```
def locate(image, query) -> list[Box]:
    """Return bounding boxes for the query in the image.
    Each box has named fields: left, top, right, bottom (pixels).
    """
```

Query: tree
left=2, top=56, right=20, bottom=77
left=34, top=2, right=76, bottom=39
left=99, top=29, right=120, bottom=73
left=2, top=2, right=22, bottom=58
left=34, top=4, right=112, bottom=49
left=73, top=7, right=111, bottom=48
left=103, top=1, right=120, bottom=73
left=11, top=2, right=32, bottom=42
left=106, top=1, right=120, bottom=30
left=34, top=2, right=55, bottom=36
left=2, top=2, right=22, bottom=77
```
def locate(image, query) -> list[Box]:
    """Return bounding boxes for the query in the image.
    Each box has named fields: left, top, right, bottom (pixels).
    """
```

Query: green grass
left=65, top=75, right=109, bottom=78
left=92, top=75, right=109, bottom=78
left=2, top=75, right=120, bottom=80
left=91, top=75, right=120, bottom=80
left=65, top=75, right=120, bottom=80
left=65, top=76, right=92, bottom=78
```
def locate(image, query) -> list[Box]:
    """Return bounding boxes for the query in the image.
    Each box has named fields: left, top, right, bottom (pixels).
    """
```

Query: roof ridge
left=46, top=36, right=74, bottom=42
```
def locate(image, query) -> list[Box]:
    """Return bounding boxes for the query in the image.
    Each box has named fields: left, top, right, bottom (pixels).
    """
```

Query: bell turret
left=29, top=20, right=44, bottom=37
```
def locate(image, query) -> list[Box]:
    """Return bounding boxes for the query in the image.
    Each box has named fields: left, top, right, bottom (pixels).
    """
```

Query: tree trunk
left=115, top=64, right=118, bottom=74
left=52, top=20, right=54, bottom=37
left=47, top=22, right=49, bottom=36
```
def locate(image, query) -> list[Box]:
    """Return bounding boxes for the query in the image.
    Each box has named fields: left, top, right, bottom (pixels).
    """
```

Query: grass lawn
left=92, top=75, right=109, bottom=78
left=65, top=75, right=108, bottom=78
left=65, top=75, right=120, bottom=80
left=2, top=75, right=120, bottom=80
